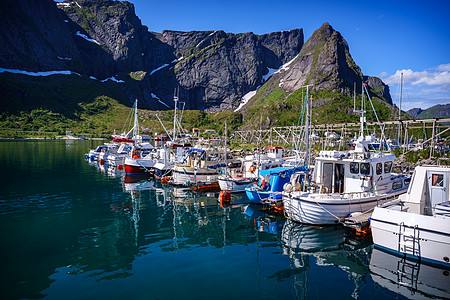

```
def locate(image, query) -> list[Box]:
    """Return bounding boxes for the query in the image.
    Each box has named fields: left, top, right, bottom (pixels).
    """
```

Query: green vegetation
left=242, top=82, right=397, bottom=129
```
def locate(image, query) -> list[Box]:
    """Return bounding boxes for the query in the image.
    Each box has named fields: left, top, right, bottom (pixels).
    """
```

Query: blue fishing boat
left=245, top=166, right=307, bottom=204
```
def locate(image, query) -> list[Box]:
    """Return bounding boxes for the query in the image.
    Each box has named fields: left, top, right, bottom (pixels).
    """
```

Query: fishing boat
left=106, top=143, right=133, bottom=167
left=123, top=100, right=160, bottom=175
left=219, top=145, right=290, bottom=193
left=111, top=100, right=140, bottom=143
left=171, top=148, right=223, bottom=187
left=283, top=83, right=410, bottom=225
left=151, top=142, right=192, bottom=179
left=370, top=165, right=450, bottom=267
left=218, top=122, right=257, bottom=192
left=245, top=166, right=306, bottom=203
left=86, top=143, right=117, bottom=161
left=124, top=143, right=156, bottom=175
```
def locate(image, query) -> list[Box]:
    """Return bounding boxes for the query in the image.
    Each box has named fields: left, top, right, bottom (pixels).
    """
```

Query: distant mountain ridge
left=407, top=104, right=450, bottom=119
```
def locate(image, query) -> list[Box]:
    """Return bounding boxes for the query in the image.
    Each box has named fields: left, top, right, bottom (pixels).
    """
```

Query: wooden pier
left=230, top=118, right=450, bottom=149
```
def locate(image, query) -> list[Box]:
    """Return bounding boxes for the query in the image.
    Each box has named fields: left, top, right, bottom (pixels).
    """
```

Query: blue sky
left=131, top=0, right=450, bottom=109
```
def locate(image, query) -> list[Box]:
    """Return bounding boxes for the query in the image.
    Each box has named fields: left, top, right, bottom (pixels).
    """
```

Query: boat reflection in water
left=243, top=204, right=284, bottom=235
left=370, top=247, right=450, bottom=300
left=281, top=220, right=371, bottom=299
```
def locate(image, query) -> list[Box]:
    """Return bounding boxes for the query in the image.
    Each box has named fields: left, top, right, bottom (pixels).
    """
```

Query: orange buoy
left=355, top=226, right=371, bottom=237
left=160, top=176, right=171, bottom=184
left=271, top=204, right=284, bottom=214
left=219, top=191, right=231, bottom=207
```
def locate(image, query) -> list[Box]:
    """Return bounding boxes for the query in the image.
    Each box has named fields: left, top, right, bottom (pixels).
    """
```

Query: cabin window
left=432, top=174, right=444, bottom=187
left=350, top=162, right=359, bottom=174
left=360, top=163, right=370, bottom=175
left=376, top=163, right=382, bottom=175
left=392, top=181, right=403, bottom=190
left=384, top=161, right=393, bottom=173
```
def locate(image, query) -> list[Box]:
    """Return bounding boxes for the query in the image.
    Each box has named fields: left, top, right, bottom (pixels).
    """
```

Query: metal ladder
left=396, top=256, right=420, bottom=291
left=398, top=223, right=421, bottom=257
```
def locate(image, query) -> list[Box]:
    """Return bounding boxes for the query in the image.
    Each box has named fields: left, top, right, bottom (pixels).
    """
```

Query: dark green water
left=0, top=141, right=448, bottom=299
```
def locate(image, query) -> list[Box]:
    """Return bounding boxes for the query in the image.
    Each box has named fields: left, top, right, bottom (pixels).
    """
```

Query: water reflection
left=281, top=220, right=371, bottom=299
left=1, top=141, right=449, bottom=300
left=370, top=248, right=450, bottom=299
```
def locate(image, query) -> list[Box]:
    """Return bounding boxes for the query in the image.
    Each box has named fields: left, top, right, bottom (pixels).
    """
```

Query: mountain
left=407, top=108, right=423, bottom=118
left=0, top=0, right=113, bottom=76
left=0, top=1, right=396, bottom=136
left=407, top=104, right=450, bottom=119
left=240, top=23, right=395, bottom=128
left=149, top=29, right=303, bottom=110
left=0, top=0, right=303, bottom=111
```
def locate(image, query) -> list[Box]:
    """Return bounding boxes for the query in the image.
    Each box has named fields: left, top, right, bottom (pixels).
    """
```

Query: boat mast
left=133, top=99, right=139, bottom=141
left=224, top=121, right=228, bottom=176
left=397, top=72, right=403, bottom=145
left=304, top=85, right=312, bottom=167
left=173, top=88, right=178, bottom=142
left=360, top=84, right=365, bottom=139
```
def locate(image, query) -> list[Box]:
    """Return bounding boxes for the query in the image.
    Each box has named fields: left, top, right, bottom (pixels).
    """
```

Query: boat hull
left=171, top=167, right=219, bottom=186
left=124, top=157, right=155, bottom=175
left=283, top=191, right=404, bottom=225
left=371, top=207, right=450, bottom=267
left=218, top=177, right=255, bottom=193
left=245, top=188, right=271, bottom=203
left=124, top=164, right=148, bottom=175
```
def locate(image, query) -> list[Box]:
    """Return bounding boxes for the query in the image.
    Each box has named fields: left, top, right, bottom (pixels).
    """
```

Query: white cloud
left=380, top=63, right=450, bottom=110
left=382, top=68, right=450, bottom=86
left=437, top=63, right=450, bottom=72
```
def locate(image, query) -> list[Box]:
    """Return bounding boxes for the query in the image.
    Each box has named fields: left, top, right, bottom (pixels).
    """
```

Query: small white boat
left=106, top=143, right=133, bottom=167
left=371, top=165, right=450, bottom=267
left=171, top=148, right=222, bottom=186
left=124, top=143, right=156, bottom=175
left=87, top=143, right=117, bottom=161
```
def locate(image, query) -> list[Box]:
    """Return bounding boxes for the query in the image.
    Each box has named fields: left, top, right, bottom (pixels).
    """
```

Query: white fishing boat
left=106, top=143, right=133, bottom=167
left=171, top=147, right=222, bottom=186
left=124, top=143, right=156, bottom=175
left=122, top=100, right=159, bottom=175
left=218, top=122, right=256, bottom=192
left=371, top=165, right=450, bottom=267
left=87, top=143, right=117, bottom=161
left=283, top=83, right=410, bottom=225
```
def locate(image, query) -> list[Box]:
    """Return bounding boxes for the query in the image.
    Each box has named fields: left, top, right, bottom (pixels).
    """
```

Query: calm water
left=0, top=141, right=448, bottom=300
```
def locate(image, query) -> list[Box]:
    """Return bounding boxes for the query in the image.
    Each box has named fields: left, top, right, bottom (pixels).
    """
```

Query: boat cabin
left=312, top=150, right=402, bottom=194
left=266, top=146, right=284, bottom=159
left=398, top=165, right=450, bottom=216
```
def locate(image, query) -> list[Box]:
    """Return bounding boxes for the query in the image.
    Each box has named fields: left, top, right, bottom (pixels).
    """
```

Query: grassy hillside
left=0, top=73, right=402, bottom=138
left=241, top=76, right=398, bottom=130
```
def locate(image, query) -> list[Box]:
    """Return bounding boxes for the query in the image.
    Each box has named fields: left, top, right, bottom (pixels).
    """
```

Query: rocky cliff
left=0, top=1, right=392, bottom=114
left=0, top=0, right=303, bottom=111
left=275, top=23, right=391, bottom=104
left=0, top=0, right=113, bottom=76
left=149, top=29, right=303, bottom=110
left=239, top=23, right=395, bottom=128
